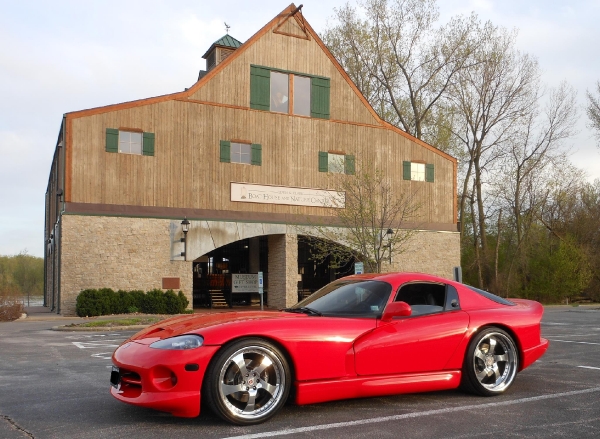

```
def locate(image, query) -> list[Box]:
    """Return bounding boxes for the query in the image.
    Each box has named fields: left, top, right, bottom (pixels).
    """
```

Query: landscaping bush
left=164, top=290, right=181, bottom=314
left=142, top=289, right=168, bottom=314
left=0, top=286, right=24, bottom=322
left=76, top=288, right=189, bottom=317
left=178, top=291, right=189, bottom=310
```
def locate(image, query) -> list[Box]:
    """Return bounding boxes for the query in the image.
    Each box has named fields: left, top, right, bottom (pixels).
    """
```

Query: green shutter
left=106, top=128, right=118, bottom=153
left=403, top=161, right=411, bottom=180
left=220, top=140, right=231, bottom=163
left=426, top=163, right=435, bottom=182
left=311, top=77, right=330, bottom=119
left=250, top=66, right=271, bottom=111
left=142, top=132, right=155, bottom=156
left=318, top=151, right=328, bottom=172
left=345, top=155, right=355, bottom=175
left=251, top=144, right=262, bottom=166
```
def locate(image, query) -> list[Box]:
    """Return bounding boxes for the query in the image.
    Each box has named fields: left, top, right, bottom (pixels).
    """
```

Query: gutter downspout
left=57, top=114, right=67, bottom=314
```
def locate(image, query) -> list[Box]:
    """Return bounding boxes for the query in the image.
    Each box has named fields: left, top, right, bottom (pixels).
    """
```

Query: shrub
left=128, top=290, right=146, bottom=311
left=141, top=289, right=168, bottom=314
left=76, top=288, right=189, bottom=317
left=178, top=291, right=189, bottom=310
left=164, top=290, right=181, bottom=314
left=0, top=286, right=24, bottom=322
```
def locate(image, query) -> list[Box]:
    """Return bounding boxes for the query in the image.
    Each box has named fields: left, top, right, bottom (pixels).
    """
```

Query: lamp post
left=386, top=228, right=394, bottom=264
left=180, top=217, right=190, bottom=261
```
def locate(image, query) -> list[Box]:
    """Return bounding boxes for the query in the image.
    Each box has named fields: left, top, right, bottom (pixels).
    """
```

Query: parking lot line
left=223, top=387, right=600, bottom=439
left=547, top=339, right=600, bottom=346
left=578, top=366, right=600, bottom=370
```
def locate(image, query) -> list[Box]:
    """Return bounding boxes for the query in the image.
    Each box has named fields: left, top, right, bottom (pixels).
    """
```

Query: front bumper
left=110, top=340, right=219, bottom=417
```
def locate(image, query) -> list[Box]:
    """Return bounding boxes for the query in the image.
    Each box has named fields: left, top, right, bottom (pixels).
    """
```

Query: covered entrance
left=191, top=234, right=356, bottom=309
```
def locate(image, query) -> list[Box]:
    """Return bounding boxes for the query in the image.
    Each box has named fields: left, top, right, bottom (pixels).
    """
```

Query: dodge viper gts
left=110, top=272, right=548, bottom=425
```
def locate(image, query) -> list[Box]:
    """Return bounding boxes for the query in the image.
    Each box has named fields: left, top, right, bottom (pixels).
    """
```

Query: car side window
left=444, top=285, right=460, bottom=311
left=394, top=282, right=447, bottom=316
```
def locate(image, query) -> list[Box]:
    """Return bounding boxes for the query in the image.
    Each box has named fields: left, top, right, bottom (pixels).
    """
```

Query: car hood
left=128, top=311, right=299, bottom=344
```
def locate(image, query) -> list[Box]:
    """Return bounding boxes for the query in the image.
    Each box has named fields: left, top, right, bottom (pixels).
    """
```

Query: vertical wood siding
left=69, top=99, right=455, bottom=224
left=188, top=23, right=378, bottom=126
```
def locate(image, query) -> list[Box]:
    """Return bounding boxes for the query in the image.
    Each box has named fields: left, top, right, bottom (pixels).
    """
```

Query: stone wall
left=58, top=215, right=459, bottom=315
left=60, top=215, right=192, bottom=316
left=382, top=230, right=461, bottom=279
left=267, top=234, right=299, bottom=309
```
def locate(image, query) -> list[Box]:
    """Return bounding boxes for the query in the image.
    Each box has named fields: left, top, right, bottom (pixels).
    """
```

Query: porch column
left=267, top=233, right=298, bottom=309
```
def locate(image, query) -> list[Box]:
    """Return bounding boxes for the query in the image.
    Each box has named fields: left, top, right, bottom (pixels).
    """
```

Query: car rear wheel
left=462, top=327, right=518, bottom=396
left=204, top=338, right=291, bottom=425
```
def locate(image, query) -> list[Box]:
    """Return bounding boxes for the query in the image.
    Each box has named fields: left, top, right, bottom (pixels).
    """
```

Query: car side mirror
left=381, top=301, right=411, bottom=322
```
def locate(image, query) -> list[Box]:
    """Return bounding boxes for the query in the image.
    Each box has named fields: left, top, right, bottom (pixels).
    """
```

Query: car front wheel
left=462, top=327, right=518, bottom=396
left=204, top=338, right=291, bottom=425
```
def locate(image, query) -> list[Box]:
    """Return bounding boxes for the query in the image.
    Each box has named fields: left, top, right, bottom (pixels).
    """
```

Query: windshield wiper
left=283, top=306, right=322, bottom=316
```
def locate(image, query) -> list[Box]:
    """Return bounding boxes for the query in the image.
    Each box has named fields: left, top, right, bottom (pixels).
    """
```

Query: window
left=291, top=279, right=392, bottom=317
left=250, top=65, right=330, bottom=119
left=105, top=128, right=154, bottom=156
left=270, top=71, right=289, bottom=113
left=293, top=75, right=311, bottom=116
left=328, top=153, right=345, bottom=174
left=403, top=161, right=434, bottom=182
left=231, top=142, right=251, bottom=164
left=119, top=131, right=142, bottom=155
left=395, top=282, right=448, bottom=316
left=319, top=151, right=355, bottom=175
left=411, top=163, right=425, bottom=181
left=220, top=140, right=262, bottom=166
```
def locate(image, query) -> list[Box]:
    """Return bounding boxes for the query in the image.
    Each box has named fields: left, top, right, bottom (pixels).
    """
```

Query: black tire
left=204, top=338, right=291, bottom=425
left=462, top=327, right=518, bottom=396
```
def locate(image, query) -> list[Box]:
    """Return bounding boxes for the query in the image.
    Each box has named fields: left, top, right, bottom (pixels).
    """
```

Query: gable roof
left=66, top=3, right=455, bottom=163
left=202, top=34, right=243, bottom=59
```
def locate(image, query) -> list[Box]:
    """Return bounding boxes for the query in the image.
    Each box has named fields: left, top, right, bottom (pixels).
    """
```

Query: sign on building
left=232, top=274, right=259, bottom=293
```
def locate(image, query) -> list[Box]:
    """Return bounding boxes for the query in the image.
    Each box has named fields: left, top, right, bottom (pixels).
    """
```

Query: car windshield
left=287, top=279, right=392, bottom=317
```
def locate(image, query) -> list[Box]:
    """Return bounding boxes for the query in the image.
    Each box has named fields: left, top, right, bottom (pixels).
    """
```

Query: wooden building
left=44, top=3, right=459, bottom=315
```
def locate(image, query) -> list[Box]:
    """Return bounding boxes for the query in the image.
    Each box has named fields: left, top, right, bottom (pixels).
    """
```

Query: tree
left=449, top=21, right=540, bottom=288
left=586, top=81, right=600, bottom=144
left=298, top=167, right=422, bottom=273
left=487, top=83, right=578, bottom=294
left=322, top=0, right=475, bottom=147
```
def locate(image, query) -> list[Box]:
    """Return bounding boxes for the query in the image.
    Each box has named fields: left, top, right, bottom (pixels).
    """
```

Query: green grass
left=70, top=316, right=163, bottom=327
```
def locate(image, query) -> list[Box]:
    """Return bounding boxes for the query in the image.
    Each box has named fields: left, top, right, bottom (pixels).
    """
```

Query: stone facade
left=59, top=215, right=192, bottom=316
left=383, top=230, right=461, bottom=279
left=267, top=234, right=299, bottom=309
left=56, top=215, right=459, bottom=315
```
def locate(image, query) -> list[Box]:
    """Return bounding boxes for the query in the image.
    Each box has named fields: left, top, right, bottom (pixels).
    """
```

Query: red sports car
left=110, top=272, right=548, bottom=425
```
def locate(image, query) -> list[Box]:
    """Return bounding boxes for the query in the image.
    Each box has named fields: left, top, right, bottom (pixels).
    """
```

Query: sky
left=1, top=0, right=599, bottom=258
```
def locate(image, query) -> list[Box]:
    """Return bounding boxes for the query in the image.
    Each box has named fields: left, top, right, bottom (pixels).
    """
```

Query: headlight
left=149, top=335, right=204, bottom=350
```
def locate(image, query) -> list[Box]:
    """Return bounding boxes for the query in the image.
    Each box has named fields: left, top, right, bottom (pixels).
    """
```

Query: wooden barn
left=44, top=3, right=459, bottom=315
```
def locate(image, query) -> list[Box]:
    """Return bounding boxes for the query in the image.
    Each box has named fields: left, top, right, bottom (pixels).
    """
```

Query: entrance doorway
left=192, top=237, right=268, bottom=309
left=297, top=237, right=355, bottom=301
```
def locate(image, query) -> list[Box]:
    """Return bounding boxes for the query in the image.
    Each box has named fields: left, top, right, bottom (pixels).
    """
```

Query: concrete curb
left=52, top=324, right=149, bottom=332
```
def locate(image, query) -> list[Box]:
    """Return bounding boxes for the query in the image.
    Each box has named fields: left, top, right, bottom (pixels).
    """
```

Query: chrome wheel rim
left=217, top=345, right=286, bottom=420
left=472, top=332, right=517, bottom=392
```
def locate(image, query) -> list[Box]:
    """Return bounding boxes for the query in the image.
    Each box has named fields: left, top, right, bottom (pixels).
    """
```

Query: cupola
left=200, top=34, right=242, bottom=78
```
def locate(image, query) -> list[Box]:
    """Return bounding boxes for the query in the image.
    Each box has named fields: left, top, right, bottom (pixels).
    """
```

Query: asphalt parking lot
left=0, top=306, right=599, bottom=439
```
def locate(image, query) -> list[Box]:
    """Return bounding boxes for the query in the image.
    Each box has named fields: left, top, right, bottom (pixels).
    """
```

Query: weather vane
left=225, top=22, right=230, bottom=34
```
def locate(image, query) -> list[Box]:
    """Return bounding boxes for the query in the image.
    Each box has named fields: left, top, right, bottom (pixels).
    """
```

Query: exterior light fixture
left=386, top=228, right=394, bottom=263
left=180, top=217, right=191, bottom=260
